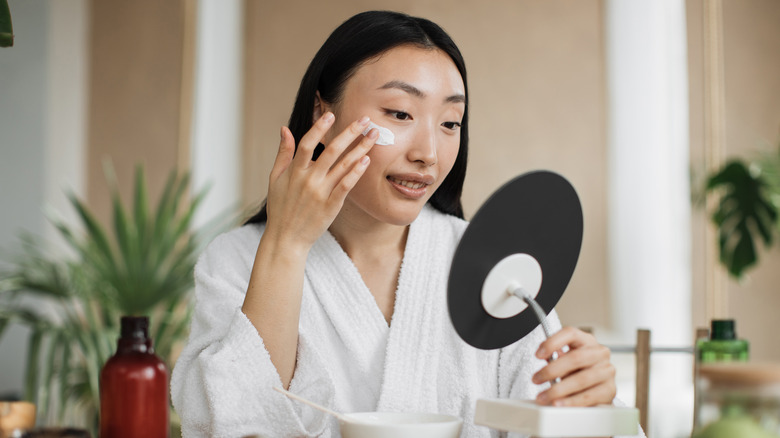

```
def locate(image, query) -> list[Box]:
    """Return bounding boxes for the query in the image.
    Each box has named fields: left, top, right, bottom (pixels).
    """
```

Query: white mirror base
left=474, top=399, right=639, bottom=437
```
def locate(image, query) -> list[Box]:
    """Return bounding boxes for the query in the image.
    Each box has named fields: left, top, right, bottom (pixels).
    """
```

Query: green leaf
left=152, top=171, right=179, bottom=247
left=73, top=329, right=101, bottom=412
left=57, top=336, right=72, bottom=423
left=39, top=332, right=64, bottom=422
left=0, top=307, right=48, bottom=328
left=24, top=329, right=44, bottom=403
left=0, top=316, right=9, bottom=342
left=707, top=160, right=779, bottom=278
left=4, top=243, right=74, bottom=300
left=0, top=0, right=14, bottom=48
left=133, top=165, right=150, bottom=252
left=67, top=192, right=120, bottom=273
left=111, top=175, right=136, bottom=272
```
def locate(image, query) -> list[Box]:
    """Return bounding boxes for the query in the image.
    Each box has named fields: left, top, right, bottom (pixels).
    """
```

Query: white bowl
left=339, top=412, right=462, bottom=438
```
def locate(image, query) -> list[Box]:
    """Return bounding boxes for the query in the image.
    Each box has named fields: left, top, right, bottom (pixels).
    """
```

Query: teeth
left=391, top=178, right=426, bottom=189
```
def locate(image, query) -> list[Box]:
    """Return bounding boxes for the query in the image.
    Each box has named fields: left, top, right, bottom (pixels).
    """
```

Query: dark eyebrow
left=378, top=80, right=466, bottom=105
left=378, top=80, right=425, bottom=98
left=446, top=94, right=466, bottom=104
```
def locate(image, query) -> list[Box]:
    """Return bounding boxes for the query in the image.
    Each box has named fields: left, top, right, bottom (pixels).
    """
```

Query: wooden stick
left=273, top=387, right=345, bottom=421
left=635, top=329, right=651, bottom=434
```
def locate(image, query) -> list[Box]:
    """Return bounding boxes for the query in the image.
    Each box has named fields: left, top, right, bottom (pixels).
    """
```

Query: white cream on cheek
left=362, top=121, right=395, bottom=145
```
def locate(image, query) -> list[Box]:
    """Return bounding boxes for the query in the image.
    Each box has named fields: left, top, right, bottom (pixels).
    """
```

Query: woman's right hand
left=243, top=113, right=377, bottom=388
left=263, top=112, right=377, bottom=253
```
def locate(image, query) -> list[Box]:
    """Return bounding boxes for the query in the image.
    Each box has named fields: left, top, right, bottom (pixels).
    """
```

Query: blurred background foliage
left=0, top=166, right=230, bottom=435
left=706, top=143, right=780, bottom=278
left=0, top=0, right=13, bottom=48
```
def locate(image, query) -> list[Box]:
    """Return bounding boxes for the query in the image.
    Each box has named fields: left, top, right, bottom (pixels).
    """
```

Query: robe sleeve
left=170, top=229, right=336, bottom=438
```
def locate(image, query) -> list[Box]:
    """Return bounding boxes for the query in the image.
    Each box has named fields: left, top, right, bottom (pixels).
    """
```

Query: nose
left=407, top=122, right=437, bottom=166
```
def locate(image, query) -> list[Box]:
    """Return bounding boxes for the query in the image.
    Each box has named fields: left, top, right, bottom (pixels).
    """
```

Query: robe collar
left=304, top=205, right=446, bottom=411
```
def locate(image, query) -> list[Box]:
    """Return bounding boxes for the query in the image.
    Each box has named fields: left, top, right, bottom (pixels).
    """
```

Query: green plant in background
left=706, top=144, right=780, bottom=278
left=1, top=0, right=14, bottom=47
left=0, top=167, right=225, bottom=435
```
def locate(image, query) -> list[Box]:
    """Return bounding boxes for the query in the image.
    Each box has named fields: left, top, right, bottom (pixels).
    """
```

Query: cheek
left=438, top=139, right=461, bottom=175
left=365, top=144, right=400, bottom=166
left=350, top=148, right=397, bottom=193
left=321, top=121, right=350, bottom=145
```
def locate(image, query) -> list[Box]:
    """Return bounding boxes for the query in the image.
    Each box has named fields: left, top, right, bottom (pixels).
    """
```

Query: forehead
left=344, top=45, right=465, bottom=99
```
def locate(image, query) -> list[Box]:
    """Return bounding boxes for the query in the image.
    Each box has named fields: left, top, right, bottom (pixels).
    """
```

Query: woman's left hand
left=531, top=326, right=617, bottom=407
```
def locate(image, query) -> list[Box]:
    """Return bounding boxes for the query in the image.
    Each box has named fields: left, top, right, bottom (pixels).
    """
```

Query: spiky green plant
left=0, top=167, right=226, bottom=435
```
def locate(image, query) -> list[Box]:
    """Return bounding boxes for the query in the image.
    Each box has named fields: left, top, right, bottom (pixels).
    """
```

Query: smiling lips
left=387, top=175, right=434, bottom=199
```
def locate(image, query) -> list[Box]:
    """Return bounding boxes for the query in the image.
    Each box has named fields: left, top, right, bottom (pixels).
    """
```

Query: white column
left=45, top=0, right=88, bottom=249
left=606, top=0, right=691, bottom=436
left=190, top=0, right=243, bottom=228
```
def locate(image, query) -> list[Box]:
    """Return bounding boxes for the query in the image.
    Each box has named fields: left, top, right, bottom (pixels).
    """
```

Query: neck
left=328, top=203, right=410, bottom=262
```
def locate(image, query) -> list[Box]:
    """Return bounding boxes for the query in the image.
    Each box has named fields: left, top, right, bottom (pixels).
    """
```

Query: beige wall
left=242, top=0, right=610, bottom=330
left=688, top=0, right=780, bottom=360
left=86, top=0, right=194, bottom=222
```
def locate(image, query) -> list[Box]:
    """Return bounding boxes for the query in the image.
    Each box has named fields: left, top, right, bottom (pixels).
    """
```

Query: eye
left=442, top=121, right=462, bottom=130
left=384, top=109, right=411, bottom=121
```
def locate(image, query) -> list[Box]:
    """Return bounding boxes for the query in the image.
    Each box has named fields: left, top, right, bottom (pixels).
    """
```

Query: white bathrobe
left=171, top=205, right=642, bottom=438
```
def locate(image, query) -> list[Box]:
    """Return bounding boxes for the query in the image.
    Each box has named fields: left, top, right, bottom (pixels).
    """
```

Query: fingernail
left=358, top=116, right=370, bottom=126
left=536, top=393, right=548, bottom=404
left=322, top=112, right=334, bottom=123
left=360, top=156, right=370, bottom=166
left=368, top=128, right=379, bottom=138
left=280, top=126, right=285, bottom=139
left=537, top=347, right=547, bottom=358
left=553, top=399, right=566, bottom=407
left=531, top=373, right=541, bottom=384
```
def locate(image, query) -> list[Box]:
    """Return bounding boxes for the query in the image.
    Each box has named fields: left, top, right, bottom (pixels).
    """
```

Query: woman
left=171, top=10, right=635, bottom=437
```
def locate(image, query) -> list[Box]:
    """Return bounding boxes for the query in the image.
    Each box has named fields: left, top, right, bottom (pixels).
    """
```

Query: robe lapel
left=377, top=206, right=448, bottom=413
left=304, top=231, right=390, bottom=382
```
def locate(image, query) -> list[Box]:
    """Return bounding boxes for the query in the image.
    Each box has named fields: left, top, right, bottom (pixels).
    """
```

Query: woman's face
left=320, top=45, right=465, bottom=227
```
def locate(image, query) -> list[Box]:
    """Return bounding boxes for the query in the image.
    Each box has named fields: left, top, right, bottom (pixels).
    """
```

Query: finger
left=269, top=126, right=296, bottom=182
left=533, top=344, right=611, bottom=384
left=327, top=127, right=378, bottom=182
left=553, top=383, right=616, bottom=407
left=536, top=327, right=595, bottom=360
left=535, top=361, right=616, bottom=406
left=327, top=155, right=370, bottom=206
left=295, top=112, right=336, bottom=166
left=313, top=116, right=372, bottom=173
left=543, top=372, right=617, bottom=407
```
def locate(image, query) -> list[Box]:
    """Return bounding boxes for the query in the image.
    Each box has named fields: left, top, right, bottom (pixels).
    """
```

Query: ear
left=312, top=91, right=332, bottom=123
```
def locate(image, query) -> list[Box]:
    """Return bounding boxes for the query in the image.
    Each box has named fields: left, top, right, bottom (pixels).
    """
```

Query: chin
left=377, top=201, right=429, bottom=226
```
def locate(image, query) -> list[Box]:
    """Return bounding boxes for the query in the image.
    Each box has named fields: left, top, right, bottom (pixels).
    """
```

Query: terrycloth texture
left=171, top=205, right=644, bottom=438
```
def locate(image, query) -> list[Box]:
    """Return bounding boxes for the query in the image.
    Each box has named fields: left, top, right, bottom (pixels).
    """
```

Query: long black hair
left=246, top=10, right=469, bottom=224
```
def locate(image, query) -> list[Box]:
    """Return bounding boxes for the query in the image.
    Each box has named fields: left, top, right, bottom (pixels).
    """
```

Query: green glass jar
left=697, top=319, right=749, bottom=363
left=692, top=363, right=780, bottom=438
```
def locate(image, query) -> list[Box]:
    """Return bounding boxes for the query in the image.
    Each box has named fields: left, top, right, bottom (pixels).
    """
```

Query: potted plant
left=0, top=166, right=228, bottom=435
left=706, top=143, right=780, bottom=278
